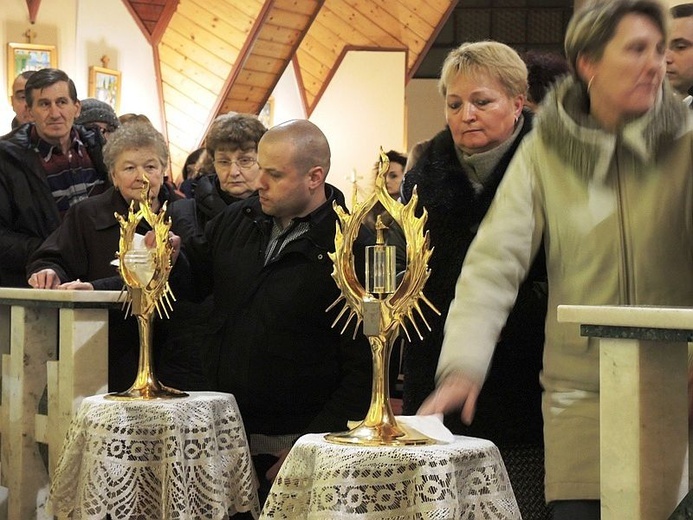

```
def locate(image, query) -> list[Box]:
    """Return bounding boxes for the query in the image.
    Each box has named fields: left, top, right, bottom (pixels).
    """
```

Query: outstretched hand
left=418, top=373, right=482, bottom=425
left=143, top=230, right=181, bottom=265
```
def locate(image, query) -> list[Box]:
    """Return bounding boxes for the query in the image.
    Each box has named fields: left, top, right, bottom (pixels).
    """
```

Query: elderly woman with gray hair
left=26, top=122, right=186, bottom=392
left=401, top=40, right=549, bottom=518
left=419, top=0, right=693, bottom=518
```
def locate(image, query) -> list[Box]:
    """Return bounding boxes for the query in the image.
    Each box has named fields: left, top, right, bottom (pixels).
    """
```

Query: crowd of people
left=2, top=1, right=693, bottom=518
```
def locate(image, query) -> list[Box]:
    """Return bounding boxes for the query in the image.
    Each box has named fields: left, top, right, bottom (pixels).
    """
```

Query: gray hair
left=565, top=0, right=669, bottom=84
left=103, top=122, right=169, bottom=176
left=438, top=41, right=528, bottom=98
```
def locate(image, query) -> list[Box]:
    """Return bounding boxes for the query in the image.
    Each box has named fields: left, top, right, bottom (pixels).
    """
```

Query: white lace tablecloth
left=48, top=392, right=260, bottom=519
left=260, top=433, right=520, bottom=519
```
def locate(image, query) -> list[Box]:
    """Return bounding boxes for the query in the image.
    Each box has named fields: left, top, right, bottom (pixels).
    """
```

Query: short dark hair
left=385, top=150, right=407, bottom=169
left=24, top=68, right=78, bottom=107
left=206, top=113, right=267, bottom=155
left=523, top=50, right=569, bottom=105
left=17, top=70, right=36, bottom=82
left=672, top=3, right=693, bottom=18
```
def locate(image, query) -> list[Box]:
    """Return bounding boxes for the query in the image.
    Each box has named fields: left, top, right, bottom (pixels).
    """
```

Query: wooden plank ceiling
left=123, top=0, right=457, bottom=180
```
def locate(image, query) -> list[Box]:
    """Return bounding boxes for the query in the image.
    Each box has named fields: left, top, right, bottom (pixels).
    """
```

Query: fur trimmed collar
left=536, top=76, right=690, bottom=184
left=403, top=110, right=534, bottom=221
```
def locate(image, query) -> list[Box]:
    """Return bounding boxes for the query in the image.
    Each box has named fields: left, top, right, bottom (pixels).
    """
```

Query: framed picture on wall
left=7, top=42, right=57, bottom=92
left=259, top=97, right=274, bottom=129
left=88, top=66, right=121, bottom=112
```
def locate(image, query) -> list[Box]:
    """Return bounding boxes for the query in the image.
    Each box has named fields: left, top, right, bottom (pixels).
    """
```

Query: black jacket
left=174, top=184, right=372, bottom=436
left=401, top=111, right=547, bottom=446
left=168, top=174, right=247, bottom=241
left=0, top=123, right=108, bottom=287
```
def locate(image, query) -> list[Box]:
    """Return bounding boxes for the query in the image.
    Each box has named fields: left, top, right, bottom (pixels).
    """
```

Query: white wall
left=1, top=0, right=77, bottom=131
left=76, top=1, right=163, bottom=130
left=405, top=78, right=445, bottom=155
left=1, top=0, right=161, bottom=133
left=310, top=50, right=406, bottom=205
left=270, top=62, right=306, bottom=127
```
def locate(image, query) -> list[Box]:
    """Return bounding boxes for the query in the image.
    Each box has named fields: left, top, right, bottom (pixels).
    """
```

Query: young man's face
left=666, top=16, right=693, bottom=95
left=27, top=81, right=81, bottom=146
left=11, top=75, right=32, bottom=125
left=256, top=137, right=315, bottom=229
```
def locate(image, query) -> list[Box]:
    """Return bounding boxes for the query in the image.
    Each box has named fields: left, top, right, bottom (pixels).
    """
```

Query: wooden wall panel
left=158, top=41, right=228, bottom=86
left=124, top=0, right=457, bottom=180
left=182, top=0, right=256, bottom=36
left=159, top=62, right=220, bottom=105
left=164, top=28, right=234, bottom=74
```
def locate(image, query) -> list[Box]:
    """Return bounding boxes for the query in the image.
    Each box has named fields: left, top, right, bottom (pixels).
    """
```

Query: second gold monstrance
left=325, top=150, right=439, bottom=446
left=106, top=176, right=187, bottom=400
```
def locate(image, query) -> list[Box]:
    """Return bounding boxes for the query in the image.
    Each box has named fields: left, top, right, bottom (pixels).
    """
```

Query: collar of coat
left=402, top=110, right=534, bottom=219
left=536, top=75, right=691, bottom=184
left=240, top=183, right=347, bottom=250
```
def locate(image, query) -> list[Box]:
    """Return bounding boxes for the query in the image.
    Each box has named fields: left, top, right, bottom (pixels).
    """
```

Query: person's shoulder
left=169, top=196, right=196, bottom=211
left=0, top=124, right=31, bottom=150
left=70, top=188, right=114, bottom=213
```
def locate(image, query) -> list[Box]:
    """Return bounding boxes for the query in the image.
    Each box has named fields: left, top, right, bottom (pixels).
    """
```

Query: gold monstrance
left=105, top=176, right=187, bottom=400
left=325, top=150, right=439, bottom=446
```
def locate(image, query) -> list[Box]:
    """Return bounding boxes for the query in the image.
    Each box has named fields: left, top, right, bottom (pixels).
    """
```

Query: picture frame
left=7, top=42, right=57, bottom=93
left=88, top=66, right=121, bottom=112
left=258, top=96, right=274, bottom=129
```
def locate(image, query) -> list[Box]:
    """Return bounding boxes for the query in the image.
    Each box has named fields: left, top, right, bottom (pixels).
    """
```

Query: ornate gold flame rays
left=327, top=149, right=439, bottom=342
left=115, top=177, right=176, bottom=319
left=107, top=175, right=185, bottom=400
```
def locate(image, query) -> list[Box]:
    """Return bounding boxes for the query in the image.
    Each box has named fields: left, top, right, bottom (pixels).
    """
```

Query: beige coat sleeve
left=437, top=141, right=545, bottom=385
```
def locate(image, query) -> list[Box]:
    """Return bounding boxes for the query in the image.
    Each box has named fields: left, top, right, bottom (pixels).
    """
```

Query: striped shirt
left=32, top=127, right=106, bottom=216
left=264, top=218, right=311, bottom=265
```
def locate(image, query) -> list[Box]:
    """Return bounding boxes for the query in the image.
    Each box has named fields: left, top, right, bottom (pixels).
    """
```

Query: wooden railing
left=0, top=288, right=122, bottom=520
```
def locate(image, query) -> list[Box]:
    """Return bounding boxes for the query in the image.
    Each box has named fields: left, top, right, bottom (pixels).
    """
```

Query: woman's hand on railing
left=58, top=280, right=94, bottom=291
left=28, top=269, right=62, bottom=289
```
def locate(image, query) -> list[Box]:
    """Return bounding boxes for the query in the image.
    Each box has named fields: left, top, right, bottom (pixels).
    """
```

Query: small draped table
left=260, top=433, right=520, bottom=519
left=48, top=391, right=260, bottom=519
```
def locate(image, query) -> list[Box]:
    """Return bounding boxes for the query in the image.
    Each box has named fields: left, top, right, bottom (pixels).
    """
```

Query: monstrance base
left=325, top=421, right=437, bottom=446
left=105, top=381, right=188, bottom=400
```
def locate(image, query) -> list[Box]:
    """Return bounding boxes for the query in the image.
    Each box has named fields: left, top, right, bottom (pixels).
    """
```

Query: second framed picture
left=88, top=66, right=121, bottom=112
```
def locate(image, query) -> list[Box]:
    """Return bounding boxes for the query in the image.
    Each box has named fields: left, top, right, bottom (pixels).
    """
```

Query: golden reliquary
left=325, top=149, right=439, bottom=446
left=105, top=175, right=187, bottom=400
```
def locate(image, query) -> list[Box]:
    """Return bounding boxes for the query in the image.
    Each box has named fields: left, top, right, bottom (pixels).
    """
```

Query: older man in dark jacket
left=0, top=68, right=108, bottom=287
left=170, top=119, right=372, bottom=507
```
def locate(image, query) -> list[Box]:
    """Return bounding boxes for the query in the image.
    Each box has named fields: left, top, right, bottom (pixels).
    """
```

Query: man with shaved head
left=170, top=119, right=371, bottom=508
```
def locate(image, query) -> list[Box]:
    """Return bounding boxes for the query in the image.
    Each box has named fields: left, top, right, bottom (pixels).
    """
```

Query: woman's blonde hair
left=565, top=0, right=669, bottom=84
left=438, top=41, right=528, bottom=98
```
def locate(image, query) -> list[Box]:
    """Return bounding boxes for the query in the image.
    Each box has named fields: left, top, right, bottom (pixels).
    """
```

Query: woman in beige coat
left=420, top=1, right=693, bottom=518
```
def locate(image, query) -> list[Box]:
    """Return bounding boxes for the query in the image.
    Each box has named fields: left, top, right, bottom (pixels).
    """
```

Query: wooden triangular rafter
left=26, top=0, right=41, bottom=24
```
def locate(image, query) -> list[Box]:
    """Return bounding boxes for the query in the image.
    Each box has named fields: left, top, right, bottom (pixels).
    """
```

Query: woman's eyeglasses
left=213, top=157, right=257, bottom=171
